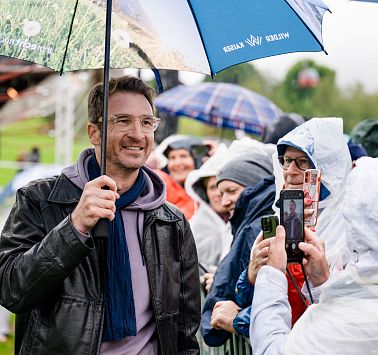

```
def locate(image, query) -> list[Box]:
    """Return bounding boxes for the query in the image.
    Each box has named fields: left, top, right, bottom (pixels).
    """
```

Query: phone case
left=261, top=215, right=279, bottom=239
left=303, top=169, right=321, bottom=227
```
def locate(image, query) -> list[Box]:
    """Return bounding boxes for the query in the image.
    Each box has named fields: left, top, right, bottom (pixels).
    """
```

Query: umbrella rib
left=60, top=0, right=80, bottom=75
left=284, top=0, right=328, bottom=53
left=185, top=1, right=215, bottom=77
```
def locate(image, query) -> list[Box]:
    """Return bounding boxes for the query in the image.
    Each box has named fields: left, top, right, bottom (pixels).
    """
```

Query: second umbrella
left=155, top=82, right=283, bottom=136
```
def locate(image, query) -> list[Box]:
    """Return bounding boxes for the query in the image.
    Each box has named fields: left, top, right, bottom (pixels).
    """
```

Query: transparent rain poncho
left=272, top=117, right=352, bottom=270
left=285, top=157, right=378, bottom=354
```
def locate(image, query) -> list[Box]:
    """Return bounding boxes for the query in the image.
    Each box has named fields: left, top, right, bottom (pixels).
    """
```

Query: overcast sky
left=252, top=0, right=378, bottom=92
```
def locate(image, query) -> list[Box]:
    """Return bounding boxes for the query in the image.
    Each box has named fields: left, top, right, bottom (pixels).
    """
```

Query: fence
left=198, top=288, right=252, bottom=355
left=198, top=332, right=252, bottom=355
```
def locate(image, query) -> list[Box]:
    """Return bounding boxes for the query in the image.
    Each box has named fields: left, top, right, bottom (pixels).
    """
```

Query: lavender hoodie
left=62, top=148, right=166, bottom=355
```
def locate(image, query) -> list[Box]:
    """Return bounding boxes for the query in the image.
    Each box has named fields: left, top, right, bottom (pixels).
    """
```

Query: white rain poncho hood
left=273, top=117, right=352, bottom=269
left=284, top=157, right=378, bottom=355
left=185, top=143, right=233, bottom=266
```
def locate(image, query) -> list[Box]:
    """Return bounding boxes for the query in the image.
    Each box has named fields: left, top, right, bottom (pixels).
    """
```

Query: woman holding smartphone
left=238, top=117, right=353, bottom=344
left=251, top=157, right=378, bottom=355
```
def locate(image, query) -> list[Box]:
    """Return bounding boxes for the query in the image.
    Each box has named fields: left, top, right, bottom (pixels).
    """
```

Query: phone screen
left=280, top=190, right=304, bottom=262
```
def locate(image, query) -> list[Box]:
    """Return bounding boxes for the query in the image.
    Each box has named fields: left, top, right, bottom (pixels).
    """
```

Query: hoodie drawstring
left=136, top=210, right=145, bottom=266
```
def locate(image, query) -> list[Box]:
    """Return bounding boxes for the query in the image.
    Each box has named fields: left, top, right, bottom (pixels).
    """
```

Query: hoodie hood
left=62, top=148, right=166, bottom=211
left=343, top=157, right=378, bottom=282
left=273, top=118, right=352, bottom=269
left=275, top=117, right=351, bottom=208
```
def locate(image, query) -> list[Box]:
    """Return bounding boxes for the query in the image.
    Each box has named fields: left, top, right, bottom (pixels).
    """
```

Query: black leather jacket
left=0, top=174, right=200, bottom=355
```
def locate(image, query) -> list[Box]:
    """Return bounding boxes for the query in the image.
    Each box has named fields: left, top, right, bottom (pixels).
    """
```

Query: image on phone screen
left=280, top=190, right=304, bottom=262
left=282, top=198, right=303, bottom=243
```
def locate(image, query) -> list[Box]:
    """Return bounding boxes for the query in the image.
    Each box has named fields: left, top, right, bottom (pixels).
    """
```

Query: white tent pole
left=55, top=73, right=74, bottom=165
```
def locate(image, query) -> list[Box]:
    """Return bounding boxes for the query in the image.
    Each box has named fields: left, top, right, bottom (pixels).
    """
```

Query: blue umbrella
left=155, top=82, right=283, bottom=135
left=0, top=0, right=329, bottom=76
left=188, top=0, right=330, bottom=75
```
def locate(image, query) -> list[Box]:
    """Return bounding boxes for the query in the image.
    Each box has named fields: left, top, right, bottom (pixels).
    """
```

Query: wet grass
left=0, top=313, right=14, bottom=355
left=0, top=117, right=88, bottom=187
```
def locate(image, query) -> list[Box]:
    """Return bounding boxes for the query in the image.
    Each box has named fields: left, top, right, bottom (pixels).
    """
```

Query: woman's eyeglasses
left=278, top=155, right=311, bottom=171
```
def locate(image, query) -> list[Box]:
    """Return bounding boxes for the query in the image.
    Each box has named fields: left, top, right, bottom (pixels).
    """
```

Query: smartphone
left=303, top=169, right=321, bottom=227
left=261, top=215, right=279, bottom=239
left=280, top=189, right=304, bottom=263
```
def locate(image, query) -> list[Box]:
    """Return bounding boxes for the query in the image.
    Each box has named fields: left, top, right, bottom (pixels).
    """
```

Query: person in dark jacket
left=350, top=118, right=378, bottom=158
left=262, top=112, right=305, bottom=145
left=0, top=76, right=200, bottom=355
left=200, top=153, right=275, bottom=346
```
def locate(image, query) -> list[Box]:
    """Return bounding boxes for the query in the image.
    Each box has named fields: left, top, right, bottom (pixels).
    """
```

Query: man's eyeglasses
left=278, top=155, right=311, bottom=171
left=97, top=114, right=161, bottom=132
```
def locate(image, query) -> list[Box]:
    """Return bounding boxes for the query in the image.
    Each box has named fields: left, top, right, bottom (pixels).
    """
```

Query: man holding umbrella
left=0, top=75, right=200, bottom=355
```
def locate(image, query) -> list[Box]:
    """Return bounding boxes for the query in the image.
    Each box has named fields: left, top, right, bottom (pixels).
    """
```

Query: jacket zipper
left=143, top=217, right=165, bottom=355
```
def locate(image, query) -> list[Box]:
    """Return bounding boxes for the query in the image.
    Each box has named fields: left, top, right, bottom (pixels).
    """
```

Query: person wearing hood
left=200, top=151, right=275, bottom=346
left=248, top=117, right=352, bottom=302
left=232, top=117, right=353, bottom=344
left=262, top=112, right=306, bottom=145
left=185, top=143, right=233, bottom=270
left=155, top=137, right=210, bottom=219
left=0, top=76, right=200, bottom=355
left=273, top=117, right=352, bottom=271
left=251, top=157, right=378, bottom=355
left=350, top=118, right=378, bottom=158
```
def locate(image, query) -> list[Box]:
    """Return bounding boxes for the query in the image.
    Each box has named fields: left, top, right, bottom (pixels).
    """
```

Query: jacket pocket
left=19, top=295, right=99, bottom=355
left=157, top=311, right=179, bottom=354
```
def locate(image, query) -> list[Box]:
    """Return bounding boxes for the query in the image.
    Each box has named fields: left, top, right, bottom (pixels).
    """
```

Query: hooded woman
left=251, top=157, right=378, bottom=355
left=155, top=137, right=210, bottom=219
left=234, top=117, right=352, bottom=344
left=273, top=117, right=352, bottom=270
left=185, top=144, right=233, bottom=269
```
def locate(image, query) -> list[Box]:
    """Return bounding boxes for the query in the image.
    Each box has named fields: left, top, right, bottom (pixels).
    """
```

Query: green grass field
left=0, top=313, right=14, bottom=355
left=0, top=117, right=89, bottom=187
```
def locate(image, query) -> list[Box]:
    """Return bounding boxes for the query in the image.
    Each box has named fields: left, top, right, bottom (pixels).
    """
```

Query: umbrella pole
left=100, top=0, right=113, bottom=176
left=93, top=0, right=113, bottom=239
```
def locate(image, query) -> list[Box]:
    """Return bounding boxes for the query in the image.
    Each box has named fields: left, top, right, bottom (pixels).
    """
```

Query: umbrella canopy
left=0, top=0, right=329, bottom=76
left=155, top=82, right=283, bottom=136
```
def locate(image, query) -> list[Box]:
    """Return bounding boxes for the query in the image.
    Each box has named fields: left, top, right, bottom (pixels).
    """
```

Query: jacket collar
left=47, top=174, right=82, bottom=204
left=145, top=203, right=181, bottom=224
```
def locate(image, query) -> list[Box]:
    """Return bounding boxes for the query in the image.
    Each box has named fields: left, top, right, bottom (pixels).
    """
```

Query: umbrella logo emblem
left=245, top=35, right=262, bottom=47
left=23, top=20, right=41, bottom=37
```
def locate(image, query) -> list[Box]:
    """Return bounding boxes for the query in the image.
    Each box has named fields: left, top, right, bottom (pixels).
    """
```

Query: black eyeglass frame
left=277, top=155, right=311, bottom=171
